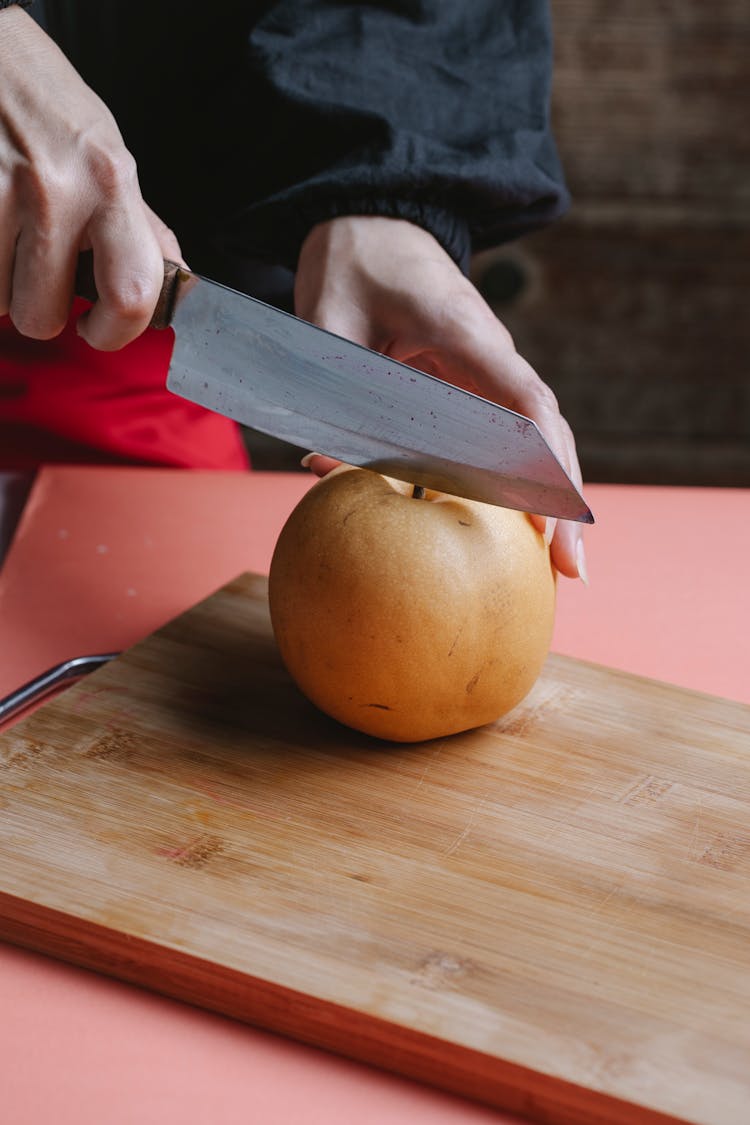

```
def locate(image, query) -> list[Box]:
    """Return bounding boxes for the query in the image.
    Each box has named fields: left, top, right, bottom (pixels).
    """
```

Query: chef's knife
left=76, top=256, right=593, bottom=523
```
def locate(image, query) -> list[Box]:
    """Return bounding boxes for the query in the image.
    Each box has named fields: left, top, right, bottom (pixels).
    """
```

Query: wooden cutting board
left=1, top=573, right=749, bottom=1125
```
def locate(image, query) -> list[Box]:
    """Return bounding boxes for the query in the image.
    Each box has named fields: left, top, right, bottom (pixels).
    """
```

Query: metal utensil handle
left=0, top=653, right=120, bottom=725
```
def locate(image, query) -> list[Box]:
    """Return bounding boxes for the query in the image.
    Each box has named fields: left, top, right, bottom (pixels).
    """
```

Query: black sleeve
left=215, top=0, right=569, bottom=273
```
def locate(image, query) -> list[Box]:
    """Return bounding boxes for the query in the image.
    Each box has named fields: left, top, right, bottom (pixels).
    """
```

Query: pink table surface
left=1, top=467, right=748, bottom=1125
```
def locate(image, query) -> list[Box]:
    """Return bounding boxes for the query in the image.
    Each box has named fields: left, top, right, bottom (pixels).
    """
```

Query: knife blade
left=76, top=255, right=593, bottom=522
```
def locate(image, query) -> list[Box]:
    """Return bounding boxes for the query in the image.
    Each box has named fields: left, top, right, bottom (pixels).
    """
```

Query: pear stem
left=412, top=484, right=426, bottom=499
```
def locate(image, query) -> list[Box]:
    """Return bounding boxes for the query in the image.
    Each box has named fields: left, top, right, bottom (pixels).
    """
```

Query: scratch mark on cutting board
left=414, top=744, right=444, bottom=791
left=579, top=884, right=635, bottom=962
left=444, top=794, right=488, bottom=857
left=592, top=884, right=622, bottom=915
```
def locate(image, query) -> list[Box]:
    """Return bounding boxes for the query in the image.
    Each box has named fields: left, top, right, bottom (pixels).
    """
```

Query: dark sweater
left=44, top=1, right=568, bottom=298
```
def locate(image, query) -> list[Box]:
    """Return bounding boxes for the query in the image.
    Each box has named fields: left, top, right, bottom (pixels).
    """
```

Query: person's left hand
left=294, top=215, right=587, bottom=582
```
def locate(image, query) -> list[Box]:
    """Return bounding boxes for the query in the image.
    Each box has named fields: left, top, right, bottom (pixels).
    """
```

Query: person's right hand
left=0, top=6, right=183, bottom=350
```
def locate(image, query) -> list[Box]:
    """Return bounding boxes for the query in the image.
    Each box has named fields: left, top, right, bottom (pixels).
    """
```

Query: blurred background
left=246, top=0, right=749, bottom=487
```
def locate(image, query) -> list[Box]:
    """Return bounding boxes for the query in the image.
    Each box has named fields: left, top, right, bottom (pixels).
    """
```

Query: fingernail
left=300, top=452, right=320, bottom=468
left=543, top=517, right=556, bottom=547
left=576, top=538, right=589, bottom=586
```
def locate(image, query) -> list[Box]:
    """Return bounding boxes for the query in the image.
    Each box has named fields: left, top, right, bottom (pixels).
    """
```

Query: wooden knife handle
left=74, top=251, right=188, bottom=331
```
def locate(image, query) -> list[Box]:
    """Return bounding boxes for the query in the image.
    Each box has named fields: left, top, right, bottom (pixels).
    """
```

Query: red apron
left=0, top=301, right=249, bottom=470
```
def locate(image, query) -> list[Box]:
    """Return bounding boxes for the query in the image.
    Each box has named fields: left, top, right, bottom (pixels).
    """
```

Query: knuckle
left=25, top=146, right=97, bottom=199
left=13, top=162, right=59, bottom=227
left=86, top=143, right=138, bottom=199
left=101, top=270, right=158, bottom=322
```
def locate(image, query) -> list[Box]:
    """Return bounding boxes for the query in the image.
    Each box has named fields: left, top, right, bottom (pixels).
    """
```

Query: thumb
left=300, top=452, right=342, bottom=478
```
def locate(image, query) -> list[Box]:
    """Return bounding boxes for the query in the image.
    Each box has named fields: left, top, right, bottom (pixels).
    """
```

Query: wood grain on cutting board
left=1, top=574, right=748, bottom=1125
